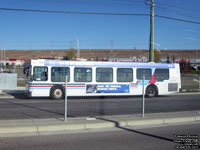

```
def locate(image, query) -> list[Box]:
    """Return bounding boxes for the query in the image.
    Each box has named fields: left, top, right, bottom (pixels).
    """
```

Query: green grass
left=17, top=79, right=26, bottom=87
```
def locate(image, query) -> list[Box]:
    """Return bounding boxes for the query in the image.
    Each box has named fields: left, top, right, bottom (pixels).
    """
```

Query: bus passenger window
left=96, top=68, right=113, bottom=82
left=136, top=68, right=152, bottom=80
left=117, top=68, right=133, bottom=82
left=33, top=67, right=48, bottom=81
left=74, top=68, right=92, bottom=82
left=51, top=67, right=70, bottom=82
left=155, top=69, right=169, bottom=81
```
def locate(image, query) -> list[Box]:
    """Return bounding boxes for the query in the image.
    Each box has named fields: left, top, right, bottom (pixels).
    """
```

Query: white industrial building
left=0, top=59, right=25, bottom=68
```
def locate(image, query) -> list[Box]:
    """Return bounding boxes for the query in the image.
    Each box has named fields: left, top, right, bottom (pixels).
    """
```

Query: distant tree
left=67, top=48, right=76, bottom=60
left=63, top=56, right=69, bottom=60
left=154, top=49, right=160, bottom=62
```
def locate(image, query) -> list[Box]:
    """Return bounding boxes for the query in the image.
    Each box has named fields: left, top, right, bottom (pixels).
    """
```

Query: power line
left=0, top=7, right=200, bottom=24
left=112, top=0, right=145, bottom=4
left=156, top=2, right=200, bottom=14
left=156, top=6, right=200, bottom=20
left=156, top=2, right=200, bottom=23
left=155, top=15, right=200, bottom=25
left=49, top=0, right=145, bottom=7
left=0, top=7, right=149, bottom=16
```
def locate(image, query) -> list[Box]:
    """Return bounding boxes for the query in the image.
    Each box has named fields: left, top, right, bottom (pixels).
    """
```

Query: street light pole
left=77, top=39, right=80, bottom=59
left=51, top=41, right=54, bottom=55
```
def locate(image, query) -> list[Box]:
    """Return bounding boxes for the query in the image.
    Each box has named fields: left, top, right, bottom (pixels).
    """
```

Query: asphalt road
left=0, top=93, right=200, bottom=120
left=0, top=122, right=199, bottom=150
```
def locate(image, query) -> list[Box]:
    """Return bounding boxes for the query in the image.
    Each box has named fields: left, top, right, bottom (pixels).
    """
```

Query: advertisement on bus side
left=86, top=84, right=129, bottom=94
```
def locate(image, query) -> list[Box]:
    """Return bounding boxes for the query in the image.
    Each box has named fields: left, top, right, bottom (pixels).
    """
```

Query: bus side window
left=117, top=68, right=133, bottom=82
left=136, top=68, right=152, bottom=80
left=155, top=69, right=169, bottom=81
left=51, top=67, right=70, bottom=82
left=96, top=68, right=113, bottom=82
left=74, top=67, right=92, bottom=82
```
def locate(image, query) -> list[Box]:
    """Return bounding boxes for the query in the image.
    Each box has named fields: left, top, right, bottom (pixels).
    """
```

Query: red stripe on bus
left=29, top=85, right=52, bottom=87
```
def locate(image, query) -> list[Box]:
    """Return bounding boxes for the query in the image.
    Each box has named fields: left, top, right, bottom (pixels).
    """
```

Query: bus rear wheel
left=51, top=87, right=64, bottom=99
left=146, top=85, right=157, bottom=98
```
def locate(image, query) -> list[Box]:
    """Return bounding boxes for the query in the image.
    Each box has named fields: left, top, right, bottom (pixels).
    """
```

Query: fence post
left=64, top=75, right=68, bottom=122
left=142, top=76, right=145, bottom=118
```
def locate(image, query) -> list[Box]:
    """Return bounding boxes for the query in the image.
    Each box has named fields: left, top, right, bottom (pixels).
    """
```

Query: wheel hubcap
left=54, top=89, right=62, bottom=98
left=148, top=88, right=155, bottom=97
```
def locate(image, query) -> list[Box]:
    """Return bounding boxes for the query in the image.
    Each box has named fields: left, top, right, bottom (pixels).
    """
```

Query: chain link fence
left=181, top=74, right=200, bottom=92
left=0, top=68, right=200, bottom=121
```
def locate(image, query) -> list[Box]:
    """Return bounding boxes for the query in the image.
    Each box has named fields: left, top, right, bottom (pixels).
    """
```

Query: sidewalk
left=0, top=111, right=199, bottom=136
left=0, top=91, right=14, bottom=99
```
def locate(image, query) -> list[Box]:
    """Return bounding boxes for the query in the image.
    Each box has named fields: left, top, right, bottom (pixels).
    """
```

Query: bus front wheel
left=146, top=85, right=158, bottom=98
left=50, top=87, right=64, bottom=99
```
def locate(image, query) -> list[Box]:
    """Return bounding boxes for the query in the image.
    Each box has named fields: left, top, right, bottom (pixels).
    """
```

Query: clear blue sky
left=0, top=0, right=200, bottom=50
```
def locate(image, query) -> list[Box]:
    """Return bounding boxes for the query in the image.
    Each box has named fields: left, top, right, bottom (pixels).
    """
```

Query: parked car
left=0, top=70, right=12, bottom=73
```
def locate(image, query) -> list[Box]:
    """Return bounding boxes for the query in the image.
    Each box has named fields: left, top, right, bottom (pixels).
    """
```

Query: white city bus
left=25, top=59, right=181, bottom=99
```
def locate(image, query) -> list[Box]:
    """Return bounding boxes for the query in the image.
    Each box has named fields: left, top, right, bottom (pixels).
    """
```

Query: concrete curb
left=0, top=111, right=199, bottom=136
left=163, top=117, right=196, bottom=124
left=0, top=93, right=14, bottom=99
left=127, top=119, right=164, bottom=126
left=181, top=89, right=200, bottom=93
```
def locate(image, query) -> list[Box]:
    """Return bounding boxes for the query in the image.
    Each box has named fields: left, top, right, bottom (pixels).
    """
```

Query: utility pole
left=3, top=46, right=5, bottom=59
left=69, top=40, right=73, bottom=49
left=51, top=41, right=54, bottom=55
left=89, top=41, right=92, bottom=52
left=29, top=40, right=32, bottom=50
left=77, top=39, right=80, bottom=59
left=111, top=40, right=113, bottom=53
left=149, top=0, right=154, bottom=62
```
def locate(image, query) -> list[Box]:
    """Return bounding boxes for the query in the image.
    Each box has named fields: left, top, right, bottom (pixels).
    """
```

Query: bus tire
left=50, top=86, right=64, bottom=100
left=146, top=85, right=158, bottom=98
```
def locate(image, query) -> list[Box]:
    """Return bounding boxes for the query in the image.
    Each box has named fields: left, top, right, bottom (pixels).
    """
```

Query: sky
left=0, top=0, right=200, bottom=50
